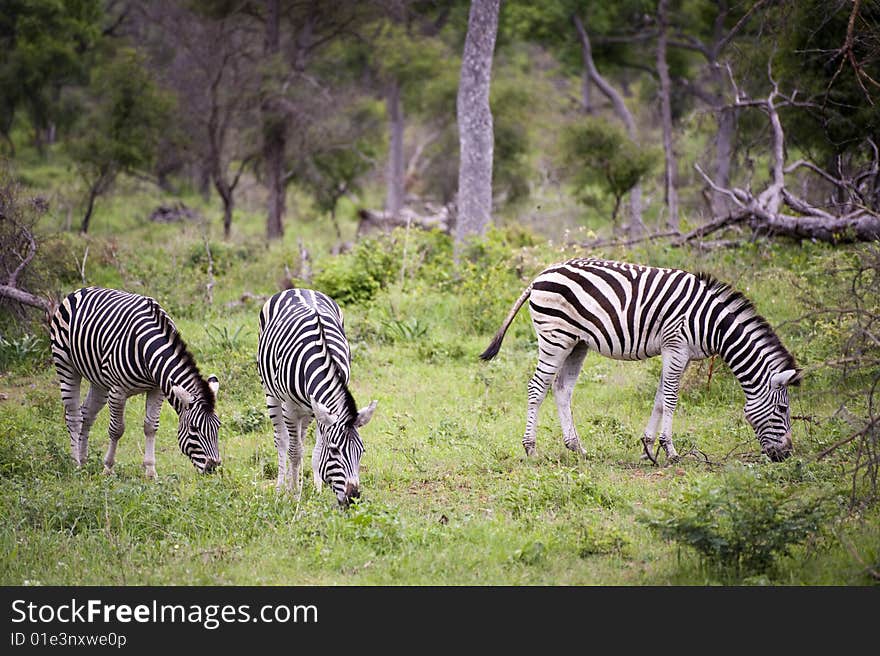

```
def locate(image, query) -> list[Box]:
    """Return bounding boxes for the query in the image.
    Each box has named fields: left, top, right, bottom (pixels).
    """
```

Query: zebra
left=257, top=288, right=377, bottom=506
left=49, top=287, right=221, bottom=477
left=480, top=258, right=801, bottom=463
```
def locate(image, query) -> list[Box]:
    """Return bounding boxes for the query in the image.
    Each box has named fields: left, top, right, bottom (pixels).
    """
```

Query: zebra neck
left=307, top=350, right=355, bottom=423
left=713, top=301, right=789, bottom=394
left=146, top=338, right=206, bottom=414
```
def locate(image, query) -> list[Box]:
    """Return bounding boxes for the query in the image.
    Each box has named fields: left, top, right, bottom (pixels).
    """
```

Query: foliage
left=312, top=238, right=398, bottom=306
left=66, top=48, right=174, bottom=231
left=0, top=0, right=103, bottom=152
left=796, top=246, right=880, bottom=504
left=204, top=325, right=249, bottom=352
left=764, top=0, right=880, bottom=159
left=642, top=465, right=836, bottom=578
left=296, top=99, right=384, bottom=224
left=0, top=333, right=50, bottom=374
left=559, top=117, right=657, bottom=225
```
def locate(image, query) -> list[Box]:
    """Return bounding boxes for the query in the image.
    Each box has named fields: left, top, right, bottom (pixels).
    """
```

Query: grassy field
left=1, top=169, right=878, bottom=586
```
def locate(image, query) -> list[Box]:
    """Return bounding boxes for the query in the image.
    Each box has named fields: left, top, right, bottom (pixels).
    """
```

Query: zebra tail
left=479, top=284, right=533, bottom=361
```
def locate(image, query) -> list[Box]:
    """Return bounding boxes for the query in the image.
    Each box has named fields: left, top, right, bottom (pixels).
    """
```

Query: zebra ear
left=171, top=385, right=194, bottom=409
left=206, top=375, right=220, bottom=399
left=770, top=369, right=800, bottom=389
left=354, top=400, right=378, bottom=428
left=312, top=401, right=338, bottom=425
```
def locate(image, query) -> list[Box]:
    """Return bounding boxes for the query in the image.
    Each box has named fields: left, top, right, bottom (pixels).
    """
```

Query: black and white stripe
left=480, top=258, right=801, bottom=462
left=257, top=289, right=376, bottom=505
left=49, top=287, right=221, bottom=476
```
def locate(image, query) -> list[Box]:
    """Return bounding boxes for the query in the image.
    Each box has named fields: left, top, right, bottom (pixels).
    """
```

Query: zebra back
left=51, top=287, right=216, bottom=410
left=258, top=288, right=355, bottom=423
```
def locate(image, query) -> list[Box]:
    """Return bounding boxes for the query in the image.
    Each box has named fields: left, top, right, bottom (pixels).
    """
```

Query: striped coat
left=258, top=289, right=376, bottom=505
left=481, top=258, right=801, bottom=463
left=50, top=287, right=221, bottom=477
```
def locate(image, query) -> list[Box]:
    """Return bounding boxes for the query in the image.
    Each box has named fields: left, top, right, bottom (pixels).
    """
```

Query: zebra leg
left=656, top=344, right=690, bottom=464
left=311, top=423, right=323, bottom=492
left=641, top=373, right=665, bottom=465
left=266, top=394, right=290, bottom=492
left=78, top=383, right=109, bottom=466
left=141, top=388, right=164, bottom=479
left=102, top=390, right=127, bottom=475
left=282, top=402, right=305, bottom=497
left=283, top=410, right=306, bottom=499
left=58, top=369, right=84, bottom=465
left=552, top=341, right=589, bottom=455
left=523, top=334, right=578, bottom=456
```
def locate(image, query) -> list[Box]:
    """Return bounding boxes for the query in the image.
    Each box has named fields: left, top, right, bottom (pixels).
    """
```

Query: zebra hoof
left=102, top=465, right=115, bottom=476
left=564, top=441, right=587, bottom=457
left=523, top=444, right=537, bottom=457
left=640, top=442, right=659, bottom=466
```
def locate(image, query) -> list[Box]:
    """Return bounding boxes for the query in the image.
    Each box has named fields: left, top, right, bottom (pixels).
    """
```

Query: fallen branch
left=356, top=205, right=450, bottom=237
left=0, top=283, right=53, bottom=314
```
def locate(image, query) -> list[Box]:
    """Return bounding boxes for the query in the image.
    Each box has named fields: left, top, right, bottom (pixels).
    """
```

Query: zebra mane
left=312, top=308, right=359, bottom=425
left=696, top=271, right=800, bottom=380
left=146, top=297, right=216, bottom=411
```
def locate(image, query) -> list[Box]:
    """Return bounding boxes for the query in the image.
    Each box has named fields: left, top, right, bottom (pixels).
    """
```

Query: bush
left=312, top=237, right=400, bottom=306
left=641, top=466, right=834, bottom=579
left=0, top=333, right=51, bottom=374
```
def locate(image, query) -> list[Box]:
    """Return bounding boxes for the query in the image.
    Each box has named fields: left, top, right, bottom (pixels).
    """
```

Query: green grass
left=1, top=157, right=878, bottom=586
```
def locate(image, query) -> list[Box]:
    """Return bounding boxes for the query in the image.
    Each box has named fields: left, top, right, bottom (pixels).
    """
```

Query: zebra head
left=171, top=376, right=222, bottom=473
left=312, top=399, right=377, bottom=507
left=744, top=369, right=801, bottom=462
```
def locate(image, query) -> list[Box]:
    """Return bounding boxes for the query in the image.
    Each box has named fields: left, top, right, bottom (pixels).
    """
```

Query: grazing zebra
left=480, top=258, right=801, bottom=463
left=257, top=288, right=377, bottom=506
left=49, top=287, right=221, bottom=477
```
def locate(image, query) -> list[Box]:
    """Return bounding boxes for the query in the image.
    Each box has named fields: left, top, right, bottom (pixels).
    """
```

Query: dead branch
left=0, top=283, right=53, bottom=314
left=688, top=63, right=880, bottom=243
left=0, top=212, right=54, bottom=317
left=356, top=205, right=450, bottom=238
left=576, top=230, right=680, bottom=250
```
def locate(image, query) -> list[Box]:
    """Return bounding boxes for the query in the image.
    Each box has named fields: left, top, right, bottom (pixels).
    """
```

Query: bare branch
left=0, top=283, right=53, bottom=314
left=694, top=163, right=749, bottom=207
left=6, top=217, right=37, bottom=288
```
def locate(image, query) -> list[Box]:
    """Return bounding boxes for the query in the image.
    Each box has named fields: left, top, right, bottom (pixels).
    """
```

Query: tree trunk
left=711, top=60, right=737, bottom=217
left=581, top=69, right=593, bottom=114
left=80, top=182, right=101, bottom=234
left=657, top=0, right=678, bottom=230
left=385, top=78, right=405, bottom=218
left=263, top=0, right=285, bottom=241
left=574, top=13, right=644, bottom=238
left=455, top=0, right=500, bottom=253
left=215, top=177, right=234, bottom=240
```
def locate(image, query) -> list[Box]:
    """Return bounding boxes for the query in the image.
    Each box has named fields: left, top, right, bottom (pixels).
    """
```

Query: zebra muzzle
left=203, top=457, right=222, bottom=473
left=765, top=434, right=793, bottom=462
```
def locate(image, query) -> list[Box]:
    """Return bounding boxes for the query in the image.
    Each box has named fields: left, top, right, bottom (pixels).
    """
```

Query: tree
left=455, top=0, right=500, bottom=252
left=0, top=0, right=102, bottom=155
left=0, top=162, right=53, bottom=315
left=668, top=0, right=772, bottom=217
left=135, top=1, right=258, bottom=239
left=66, top=48, right=172, bottom=233
left=656, top=0, right=678, bottom=230
left=560, top=117, right=656, bottom=231
left=296, top=98, right=383, bottom=240
left=370, top=18, right=453, bottom=219
left=684, top=62, right=880, bottom=244
left=573, top=12, right=646, bottom=237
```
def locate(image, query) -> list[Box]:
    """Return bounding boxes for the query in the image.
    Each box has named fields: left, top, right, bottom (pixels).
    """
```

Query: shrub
left=641, top=466, right=834, bottom=579
left=0, top=333, right=51, bottom=374
left=312, top=237, right=399, bottom=306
